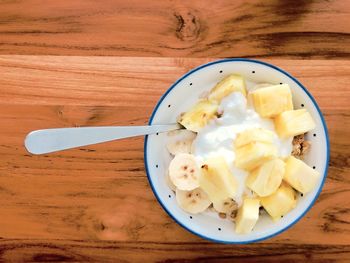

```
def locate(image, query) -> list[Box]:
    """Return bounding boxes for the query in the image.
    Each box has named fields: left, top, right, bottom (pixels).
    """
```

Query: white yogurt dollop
left=193, top=92, right=292, bottom=206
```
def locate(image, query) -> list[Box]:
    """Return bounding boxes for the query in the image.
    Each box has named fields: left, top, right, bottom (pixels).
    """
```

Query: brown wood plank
left=0, top=56, right=349, bottom=261
left=0, top=0, right=349, bottom=58
left=0, top=240, right=349, bottom=262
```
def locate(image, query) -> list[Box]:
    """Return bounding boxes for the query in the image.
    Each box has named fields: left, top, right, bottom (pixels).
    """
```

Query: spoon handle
left=25, top=124, right=180, bottom=155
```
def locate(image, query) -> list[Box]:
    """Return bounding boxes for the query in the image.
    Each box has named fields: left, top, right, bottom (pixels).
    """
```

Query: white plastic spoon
left=25, top=124, right=180, bottom=155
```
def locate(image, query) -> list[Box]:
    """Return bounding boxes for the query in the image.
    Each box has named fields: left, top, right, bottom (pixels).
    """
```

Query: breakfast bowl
left=144, top=58, right=329, bottom=244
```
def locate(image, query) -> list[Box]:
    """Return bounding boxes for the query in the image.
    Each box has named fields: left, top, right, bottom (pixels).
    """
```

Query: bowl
left=144, top=58, right=329, bottom=244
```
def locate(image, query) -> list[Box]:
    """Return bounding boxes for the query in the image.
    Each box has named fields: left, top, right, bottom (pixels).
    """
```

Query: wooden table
left=0, top=1, right=349, bottom=262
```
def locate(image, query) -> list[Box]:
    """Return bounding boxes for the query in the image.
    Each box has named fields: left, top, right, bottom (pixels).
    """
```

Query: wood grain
left=0, top=56, right=349, bottom=261
left=0, top=0, right=349, bottom=58
left=0, top=240, right=349, bottom=262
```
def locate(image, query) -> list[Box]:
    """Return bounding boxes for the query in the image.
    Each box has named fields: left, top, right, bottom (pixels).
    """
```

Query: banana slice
left=166, top=130, right=196, bottom=155
left=169, top=153, right=200, bottom=191
left=176, top=188, right=211, bottom=214
left=213, top=198, right=238, bottom=219
left=166, top=170, right=176, bottom=192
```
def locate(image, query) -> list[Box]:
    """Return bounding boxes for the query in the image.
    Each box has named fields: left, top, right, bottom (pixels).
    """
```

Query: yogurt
left=192, top=92, right=292, bottom=206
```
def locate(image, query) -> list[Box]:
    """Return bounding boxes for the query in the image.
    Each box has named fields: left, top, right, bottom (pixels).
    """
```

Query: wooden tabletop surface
left=0, top=1, right=349, bottom=262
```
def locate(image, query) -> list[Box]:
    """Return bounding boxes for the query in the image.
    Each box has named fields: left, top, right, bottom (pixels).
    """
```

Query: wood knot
left=174, top=11, right=201, bottom=41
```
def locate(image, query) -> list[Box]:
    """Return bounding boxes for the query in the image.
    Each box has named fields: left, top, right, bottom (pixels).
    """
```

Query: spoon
left=25, top=124, right=181, bottom=155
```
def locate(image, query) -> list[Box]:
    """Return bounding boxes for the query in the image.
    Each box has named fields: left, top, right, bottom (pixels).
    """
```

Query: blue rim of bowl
left=143, top=58, right=330, bottom=244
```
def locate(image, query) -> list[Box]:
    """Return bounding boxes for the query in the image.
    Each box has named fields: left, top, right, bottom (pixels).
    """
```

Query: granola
left=292, top=133, right=311, bottom=159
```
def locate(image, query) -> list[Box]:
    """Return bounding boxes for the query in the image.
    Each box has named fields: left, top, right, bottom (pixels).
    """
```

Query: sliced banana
left=176, top=188, right=212, bottom=214
left=169, top=153, right=200, bottom=191
left=166, top=130, right=196, bottom=155
left=213, top=198, right=238, bottom=218
left=166, top=170, right=176, bottom=192
left=166, top=139, right=193, bottom=155
left=213, top=198, right=238, bottom=215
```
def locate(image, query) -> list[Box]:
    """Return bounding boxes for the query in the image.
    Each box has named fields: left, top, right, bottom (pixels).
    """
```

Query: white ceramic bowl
left=144, top=59, right=329, bottom=244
